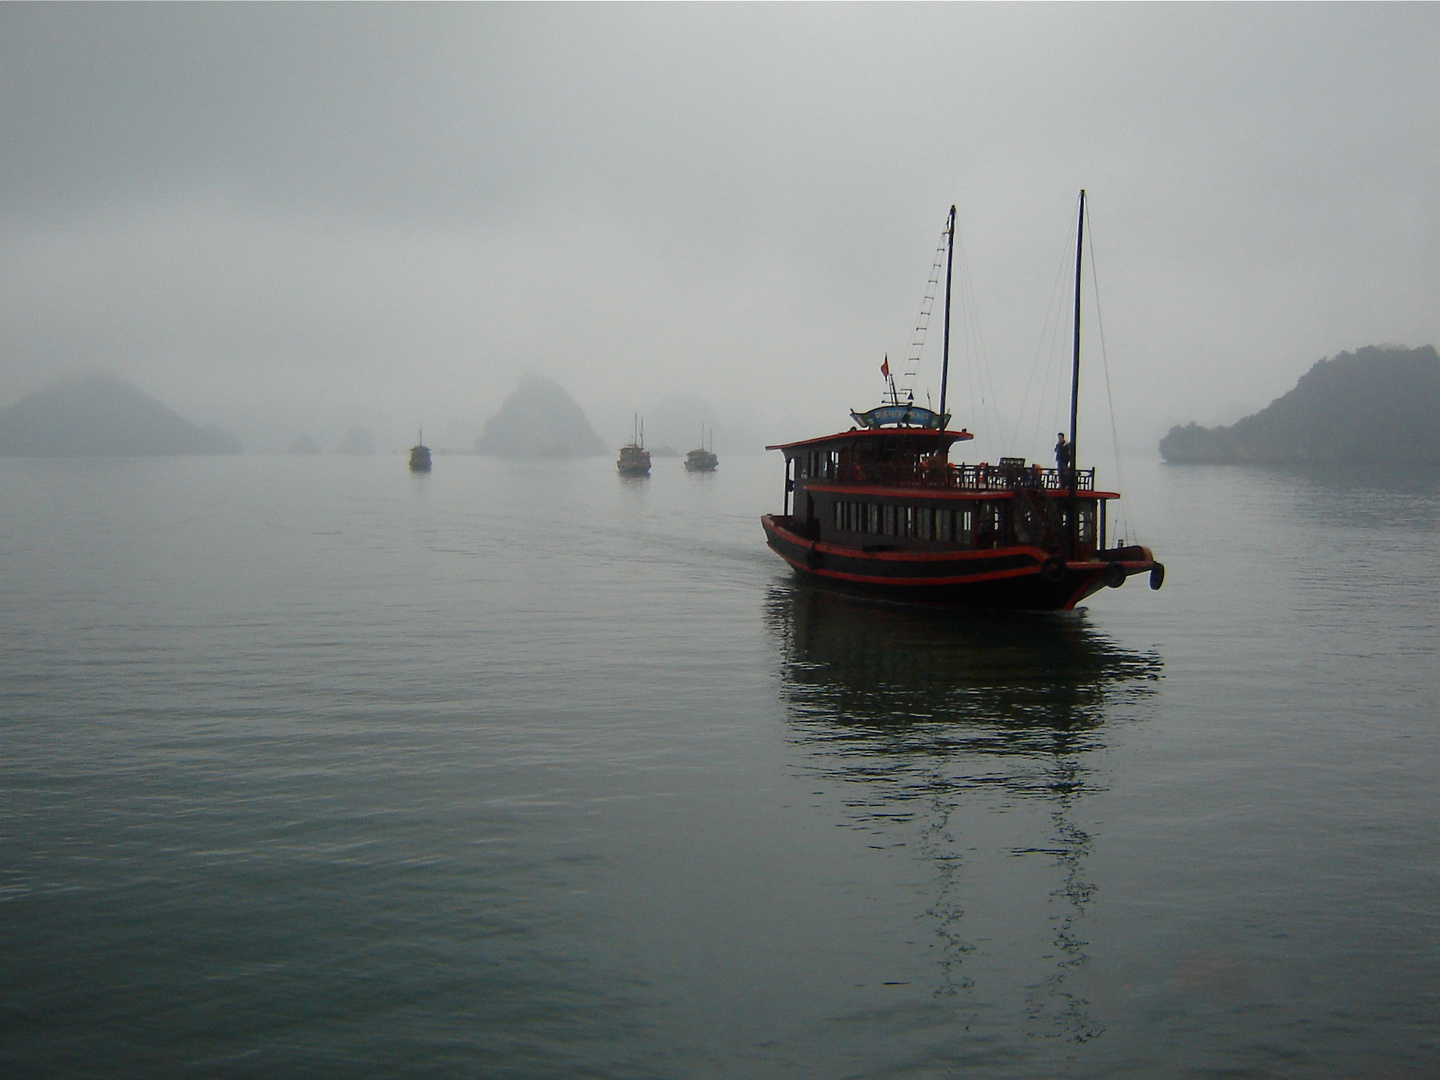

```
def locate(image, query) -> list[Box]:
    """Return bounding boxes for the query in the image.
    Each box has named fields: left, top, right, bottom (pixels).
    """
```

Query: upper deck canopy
left=766, top=426, right=974, bottom=454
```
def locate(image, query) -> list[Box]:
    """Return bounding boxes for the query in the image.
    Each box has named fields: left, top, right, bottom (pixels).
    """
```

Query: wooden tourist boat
left=408, top=429, right=432, bottom=472
left=617, top=415, right=651, bottom=476
left=761, top=195, right=1164, bottom=611
left=684, top=426, right=718, bottom=472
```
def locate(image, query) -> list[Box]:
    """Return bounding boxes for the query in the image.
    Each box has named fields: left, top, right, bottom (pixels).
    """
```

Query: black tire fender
left=1041, top=556, right=1067, bottom=584
left=1102, top=562, right=1126, bottom=588
left=1149, top=562, right=1166, bottom=590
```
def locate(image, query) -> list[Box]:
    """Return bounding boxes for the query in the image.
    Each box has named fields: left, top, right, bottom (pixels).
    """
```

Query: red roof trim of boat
left=766, top=428, right=975, bottom=452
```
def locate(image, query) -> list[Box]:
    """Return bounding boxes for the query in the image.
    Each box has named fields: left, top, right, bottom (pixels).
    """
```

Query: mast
left=939, top=205, right=956, bottom=432
left=1068, top=189, right=1085, bottom=553
left=1069, top=190, right=1085, bottom=480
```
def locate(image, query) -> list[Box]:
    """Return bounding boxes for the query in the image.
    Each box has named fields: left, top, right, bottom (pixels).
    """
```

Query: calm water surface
left=1, top=452, right=1436, bottom=1078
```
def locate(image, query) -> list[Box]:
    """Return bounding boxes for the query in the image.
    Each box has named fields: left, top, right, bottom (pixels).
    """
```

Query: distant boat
left=617, top=415, right=651, bottom=476
left=761, top=195, right=1164, bottom=611
left=684, top=426, right=718, bottom=472
left=409, top=429, right=432, bottom=472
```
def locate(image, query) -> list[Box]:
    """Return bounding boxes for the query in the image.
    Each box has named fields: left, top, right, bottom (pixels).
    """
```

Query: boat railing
left=829, top=459, right=1094, bottom=492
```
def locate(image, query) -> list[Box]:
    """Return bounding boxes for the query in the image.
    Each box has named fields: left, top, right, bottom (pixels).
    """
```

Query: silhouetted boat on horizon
left=617, top=416, right=651, bottom=476
left=684, top=426, right=718, bottom=472
left=409, top=429, right=432, bottom=472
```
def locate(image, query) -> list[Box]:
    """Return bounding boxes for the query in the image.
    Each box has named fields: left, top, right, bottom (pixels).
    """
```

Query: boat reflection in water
left=765, top=581, right=1162, bottom=1042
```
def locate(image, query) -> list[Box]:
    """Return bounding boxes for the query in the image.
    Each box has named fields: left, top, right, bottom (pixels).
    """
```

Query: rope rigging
left=893, top=221, right=950, bottom=406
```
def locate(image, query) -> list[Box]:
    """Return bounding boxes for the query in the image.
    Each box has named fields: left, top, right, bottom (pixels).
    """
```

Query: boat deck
left=808, top=459, right=1097, bottom=493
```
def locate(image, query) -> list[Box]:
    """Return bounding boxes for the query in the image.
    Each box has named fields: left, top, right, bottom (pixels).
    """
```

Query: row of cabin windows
left=832, top=500, right=995, bottom=543
left=830, top=499, right=1098, bottom=546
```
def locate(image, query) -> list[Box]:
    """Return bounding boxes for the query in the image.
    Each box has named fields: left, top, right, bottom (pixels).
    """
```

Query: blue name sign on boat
left=850, top=405, right=949, bottom=430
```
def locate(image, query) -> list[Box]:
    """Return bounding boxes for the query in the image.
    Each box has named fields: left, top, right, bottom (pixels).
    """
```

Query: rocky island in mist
left=1160, top=345, right=1440, bottom=465
left=288, top=435, right=321, bottom=455
left=474, top=374, right=605, bottom=458
left=0, top=372, right=241, bottom=457
left=338, top=426, right=378, bottom=455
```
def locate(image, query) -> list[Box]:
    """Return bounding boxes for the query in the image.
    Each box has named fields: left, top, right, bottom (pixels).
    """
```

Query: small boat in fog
left=761, top=195, right=1164, bottom=611
left=684, top=426, right=718, bottom=472
left=617, top=416, right=651, bottom=476
left=409, top=430, right=432, bottom=472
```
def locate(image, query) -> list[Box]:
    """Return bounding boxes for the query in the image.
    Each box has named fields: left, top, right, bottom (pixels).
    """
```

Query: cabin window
left=937, top=507, right=952, bottom=542
left=977, top=502, right=1000, bottom=546
left=1013, top=499, right=1036, bottom=545
left=882, top=504, right=896, bottom=536
left=830, top=501, right=876, bottom=534
left=955, top=507, right=973, bottom=545
left=1078, top=501, right=1097, bottom=546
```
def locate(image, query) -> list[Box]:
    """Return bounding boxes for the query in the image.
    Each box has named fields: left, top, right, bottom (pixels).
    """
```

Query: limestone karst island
left=0, top=373, right=241, bottom=456
left=473, top=374, right=604, bottom=458
left=1159, top=345, right=1440, bottom=465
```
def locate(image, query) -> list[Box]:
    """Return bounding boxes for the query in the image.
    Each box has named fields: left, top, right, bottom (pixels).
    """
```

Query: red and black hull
left=761, top=514, right=1157, bottom=612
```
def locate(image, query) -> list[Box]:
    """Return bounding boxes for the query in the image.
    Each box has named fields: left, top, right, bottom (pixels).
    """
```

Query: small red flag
left=880, top=355, right=890, bottom=378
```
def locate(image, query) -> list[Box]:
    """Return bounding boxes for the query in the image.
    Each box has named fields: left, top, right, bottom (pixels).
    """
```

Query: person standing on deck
left=1054, top=432, right=1073, bottom=483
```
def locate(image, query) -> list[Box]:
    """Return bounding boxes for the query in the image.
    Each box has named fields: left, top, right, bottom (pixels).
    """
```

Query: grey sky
left=2, top=3, right=1436, bottom=455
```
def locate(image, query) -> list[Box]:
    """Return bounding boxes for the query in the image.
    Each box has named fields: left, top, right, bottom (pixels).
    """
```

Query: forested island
left=0, top=373, right=241, bottom=456
left=1160, top=345, right=1440, bottom=465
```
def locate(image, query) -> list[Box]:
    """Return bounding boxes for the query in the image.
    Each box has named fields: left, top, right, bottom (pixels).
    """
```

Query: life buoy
left=1102, top=562, right=1126, bottom=588
left=1149, top=562, right=1166, bottom=590
left=1041, top=556, right=1067, bottom=583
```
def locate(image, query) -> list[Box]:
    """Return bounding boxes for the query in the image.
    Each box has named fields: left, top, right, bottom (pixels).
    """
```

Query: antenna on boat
left=939, top=205, right=955, bottom=434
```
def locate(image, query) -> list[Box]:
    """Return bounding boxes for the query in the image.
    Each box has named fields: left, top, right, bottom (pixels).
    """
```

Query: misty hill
left=1159, top=345, right=1440, bottom=465
left=338, top=426, right=377, bottom=455
left=0, top=373, right=241, bottom=457
left=474, top=374, right=605, bottom=458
